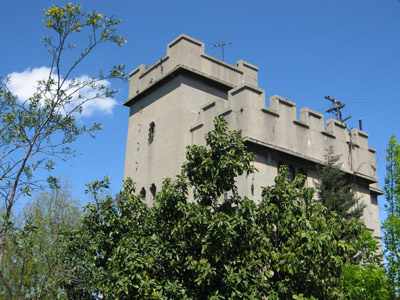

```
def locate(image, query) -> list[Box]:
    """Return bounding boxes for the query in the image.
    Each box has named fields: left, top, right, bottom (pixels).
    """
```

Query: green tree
left=316, top=146, right=365, bottom=219
left=67, top=117, right=385, bottom=299
left=0, top=180, right=82, bottom=300
left=0, top=3, right=126, bottom=268
left=382, top=135, right=400, bottom=298
left=340, top=262, right=389, bottom=300
left=259, top=166, right=383, bottom=299
left=183, top=117, right=256, bottom=207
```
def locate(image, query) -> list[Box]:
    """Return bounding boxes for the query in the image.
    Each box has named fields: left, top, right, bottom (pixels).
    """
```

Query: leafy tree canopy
left=340, top=262, right=389, bottom=300
left=65, top=117, right=385, bottom=300
left=0, top=180, right=82, bottom=300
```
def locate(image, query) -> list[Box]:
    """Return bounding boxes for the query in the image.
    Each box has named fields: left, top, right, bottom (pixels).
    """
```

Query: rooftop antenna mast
left=213, top=41, right=231, bottom=62
left=324, top=96, right=352, bottom=124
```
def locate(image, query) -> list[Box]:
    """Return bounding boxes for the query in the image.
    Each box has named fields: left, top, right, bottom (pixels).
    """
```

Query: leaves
left=0, top=2, right=126, bottom=269
left=0, top=180, right=82, bottom=300
left=66, top=117, right=385, bottom=299
left=0, top=2, right=127, bottom=210
left=382, top=135, right=400, bottom=298
left=340, top=263, right=389, bottom=300
left=183, top=116, right=256, bottom=207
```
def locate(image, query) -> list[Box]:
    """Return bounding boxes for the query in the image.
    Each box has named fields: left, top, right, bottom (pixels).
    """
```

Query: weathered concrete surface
left=124, top=34, right=382, bottom=240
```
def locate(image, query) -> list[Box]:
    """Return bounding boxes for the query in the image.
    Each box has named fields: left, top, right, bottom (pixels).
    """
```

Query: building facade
left=123, top=34, right=382, bottom=240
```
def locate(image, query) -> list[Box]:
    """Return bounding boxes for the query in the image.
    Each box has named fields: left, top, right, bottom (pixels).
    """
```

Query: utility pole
left=324, top=96, right=351, bottom=123
left=213, top=41, right=231, bottom=62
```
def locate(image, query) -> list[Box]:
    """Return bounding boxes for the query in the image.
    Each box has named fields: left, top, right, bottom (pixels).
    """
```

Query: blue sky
left=1, top=0, right=399, bottom=222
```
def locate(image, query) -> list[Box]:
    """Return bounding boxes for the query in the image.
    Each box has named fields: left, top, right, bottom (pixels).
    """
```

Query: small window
left=371, top=194, right=378, bottom=205
left=278, top=162, right=295, bottom=182
left=150, top=183, right=157, bottom=198
left=140, top=187, right=146, bottom=199
left=148, top=121, right=155, bottom=144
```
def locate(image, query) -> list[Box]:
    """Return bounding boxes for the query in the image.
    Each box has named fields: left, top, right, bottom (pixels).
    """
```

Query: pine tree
left=316, top=146, right=365, bottom=219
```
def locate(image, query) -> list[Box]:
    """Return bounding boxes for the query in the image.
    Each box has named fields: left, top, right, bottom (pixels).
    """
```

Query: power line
left=346, top=101, right=400, bottom=104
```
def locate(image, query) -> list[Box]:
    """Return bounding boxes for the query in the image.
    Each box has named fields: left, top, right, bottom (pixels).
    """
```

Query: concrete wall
left=124, top=34, right=382, bottom=238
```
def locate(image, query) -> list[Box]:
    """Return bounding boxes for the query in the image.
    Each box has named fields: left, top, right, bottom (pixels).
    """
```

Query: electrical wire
left=346, top=101, right=400, bottom=104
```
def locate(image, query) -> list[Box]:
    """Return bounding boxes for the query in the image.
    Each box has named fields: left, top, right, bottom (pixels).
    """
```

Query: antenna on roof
left=212, top=41, right=231, bottom=62
left=324, top=96, right=352, bottom=124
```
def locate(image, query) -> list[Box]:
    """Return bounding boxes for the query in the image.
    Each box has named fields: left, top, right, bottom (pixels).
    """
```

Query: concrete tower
left=124, top=34, right=382, bottom=240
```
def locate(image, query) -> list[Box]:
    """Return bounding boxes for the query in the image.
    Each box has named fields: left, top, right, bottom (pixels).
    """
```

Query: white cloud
left=7, top=67, right=51, bottom=101
left=6, top=67, right=118, bottom=117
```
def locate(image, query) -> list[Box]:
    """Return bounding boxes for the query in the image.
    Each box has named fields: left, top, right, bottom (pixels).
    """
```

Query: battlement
left=125, top=34, right=378, bottom=183
left=124, top=34, right=258, bottom=106
left=191, top=83, right=378, bottom=182
left=124, top=34, right=381, bottom=238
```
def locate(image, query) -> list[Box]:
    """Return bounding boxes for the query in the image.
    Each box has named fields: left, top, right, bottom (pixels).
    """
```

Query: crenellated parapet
left=125, top=35, right=259, bottom=106
left=124, top=34, right=378, bottom=184
left=124, top=34, right=381, bottom=239
left=191, top=85, right=378, bottom=183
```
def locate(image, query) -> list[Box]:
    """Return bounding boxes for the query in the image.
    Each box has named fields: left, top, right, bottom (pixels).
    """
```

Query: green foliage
left=0, top=3, right=125, bottom=268
left=66, top=117, right=384, bottom=299
left=382, top=135, right=400, bottom=298
left=340, top=262, right=389, bottom=300
left=259, top=166, right=381, bottom=299
left=316, top=146, right=365, bottom=219
left=183, top=117, right=256, bottom=206
left=0, top=181, right=81, bottom=300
